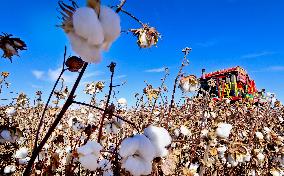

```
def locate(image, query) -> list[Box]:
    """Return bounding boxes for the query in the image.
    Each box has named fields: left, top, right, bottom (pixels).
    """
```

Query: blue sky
left=1, top=0, right=284, bottom=104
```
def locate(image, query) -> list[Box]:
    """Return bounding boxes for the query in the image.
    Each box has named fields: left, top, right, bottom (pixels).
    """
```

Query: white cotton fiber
left=135, top=134, right=156, bottom=161
left=144, top=126, right=172, bottom=157
left=1, top=130, right=12, bottom=141
left=122, top=155, right=153, bottom=176
left=99, top=6, right=121, bottom=50
left=119, top=136, right=140, bottom=158
left=15, top=147, right=28, bottom=159
left=119, top=134, right=156, bottom=176
left=216, top=123, right=233, bottom=139
left=79, top=155, right=99, bottom=171
left=4, top=165, right=16, bottom=174
left=180, top=82, right=190, bottom=92
left=68, top=32, right=102, bottom=63
left=73, top=7, right=104, bottom=46
left=19, top=157, right=30, bottom=165
left=77, top=141, right=102, bottom=157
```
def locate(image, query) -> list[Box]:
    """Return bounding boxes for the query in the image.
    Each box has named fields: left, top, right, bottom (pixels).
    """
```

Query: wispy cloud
left=266, top=66, right=284, bottom=71
left=114, top=75, right=127, bottom=80
left=47, top=68, right=77, bottom=83
left=84, top=71, right=104, bottom=79
left=252, top=66, right=284, bottom=73
left=241, top=51, right=275, bottom=59
left=32, top=70, right=44, bottom=80
left=145, top=67, right=167, bottom=73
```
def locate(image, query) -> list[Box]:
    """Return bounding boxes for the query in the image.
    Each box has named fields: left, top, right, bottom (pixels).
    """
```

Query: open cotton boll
left=257, top=153, right=265, bottom=162
left=122, top=155, right=153, bottom=176
left=15, top=147, right=28, bottom=159
left=5, top=107, right=16, bottom=115
left=180, top=81, right=190, bottom=92
left=120, top=134, right=155, bottom=161
left=180, top=125, right=191, bottom=136
left=73, top=7, right=104, bottom=46
left=79, top=154, right=99, bottom=171
left=77, top=141, right=103, bottom=157
left=216, top=123, right=232, bottom=139
left=99, top=6, right=121, bottom=51
left=68, top=32, right=102, bottom=63
left=1, top=130, right=12, bottom=141
left=144, top=126, right=172, bottom=157
left=118, top=98, right=127, bottom=106
left=255, top=132, right=264, bottom=140
left=120, top=134, right=155, bottom=176
left=4, top=165, right=16, bottom=174
left=119, top=135, right=140, bottom=158
left=19, top=157, right=30, bottom=165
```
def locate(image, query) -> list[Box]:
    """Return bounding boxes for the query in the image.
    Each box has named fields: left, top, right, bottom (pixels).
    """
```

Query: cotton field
left=1, top=0, right=283, bottom=176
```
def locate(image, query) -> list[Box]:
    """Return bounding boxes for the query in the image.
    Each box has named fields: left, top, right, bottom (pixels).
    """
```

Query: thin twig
left=120, top=9, right=144, bottom=26
left=168, top=48, right=191, bottom=128
left=97, top=62, right=116, bottom=143
left=23, top=62, right=88, bottom=176
left=33, top=46, right=67, bottom=149
left=115, top=0, right=126, bottom=13
left=72, top=100, right=138, bottom=130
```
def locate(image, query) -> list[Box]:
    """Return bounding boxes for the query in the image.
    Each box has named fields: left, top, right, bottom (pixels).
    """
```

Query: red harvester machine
left=199, top=66, right=258, bottom=101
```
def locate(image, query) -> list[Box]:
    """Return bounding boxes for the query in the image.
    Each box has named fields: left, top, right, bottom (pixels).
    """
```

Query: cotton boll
left=15, top=147, right=28, bottom=159
left=174, top=129, right=180, bottom=137
left=1, top=130, right=12, bottom=141
left=119, top=136, right=140, bottom=158
left=4, top=165, right=16, bottom=174
left=118, top=98, right=127, bottom=106
left=99, top=6, right=121, bottom=51
left=244, top=154, right=251, bottom=162
left=257, top=153, right=265, bottom=162
left=19, top=157, right=30, bottom=165
left=180, top=125, right=191, bottom=136
left=73, top=7, right=104, bottom=45
left=180, top=81, right=190, bottom=92
left=122, top=155, right=152, bottom=176
left=217, top=145, right=227, bottom=157
left=216, top=123, right=233, bottom=139
left=77, top=141, right=103, bottom=157
left=5, top=107, right=16, bottom=115
left=144, top=126, right=172, bottom=157
left=99, top=159, right=111, bottom=170
left=103, top=170, right=113, bottom=176
left=79, top=154, right=99, bottom=171
left=255, top=132, right=264, bottom=140
left=227, top=154, right=238, bottom=167
left=67, top=32, right=102, bottom=63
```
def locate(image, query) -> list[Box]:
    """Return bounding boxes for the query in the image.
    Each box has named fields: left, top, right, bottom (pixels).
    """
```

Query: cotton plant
left=58, top=0, right=121, bottom=63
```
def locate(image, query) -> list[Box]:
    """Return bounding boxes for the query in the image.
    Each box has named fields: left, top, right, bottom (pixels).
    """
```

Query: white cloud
left=84, top=71, right=104, bottom=79
left=114, top=75, right=127, bottom=79
left=241, top=51, right=275, bottom=59
left=48, top=68, right=77, bottom=83
left=267, top=66, right=284, bottom=71
left=145, top=67, right=167, bottom=73
left=32, top=70, right=44, bottom=80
